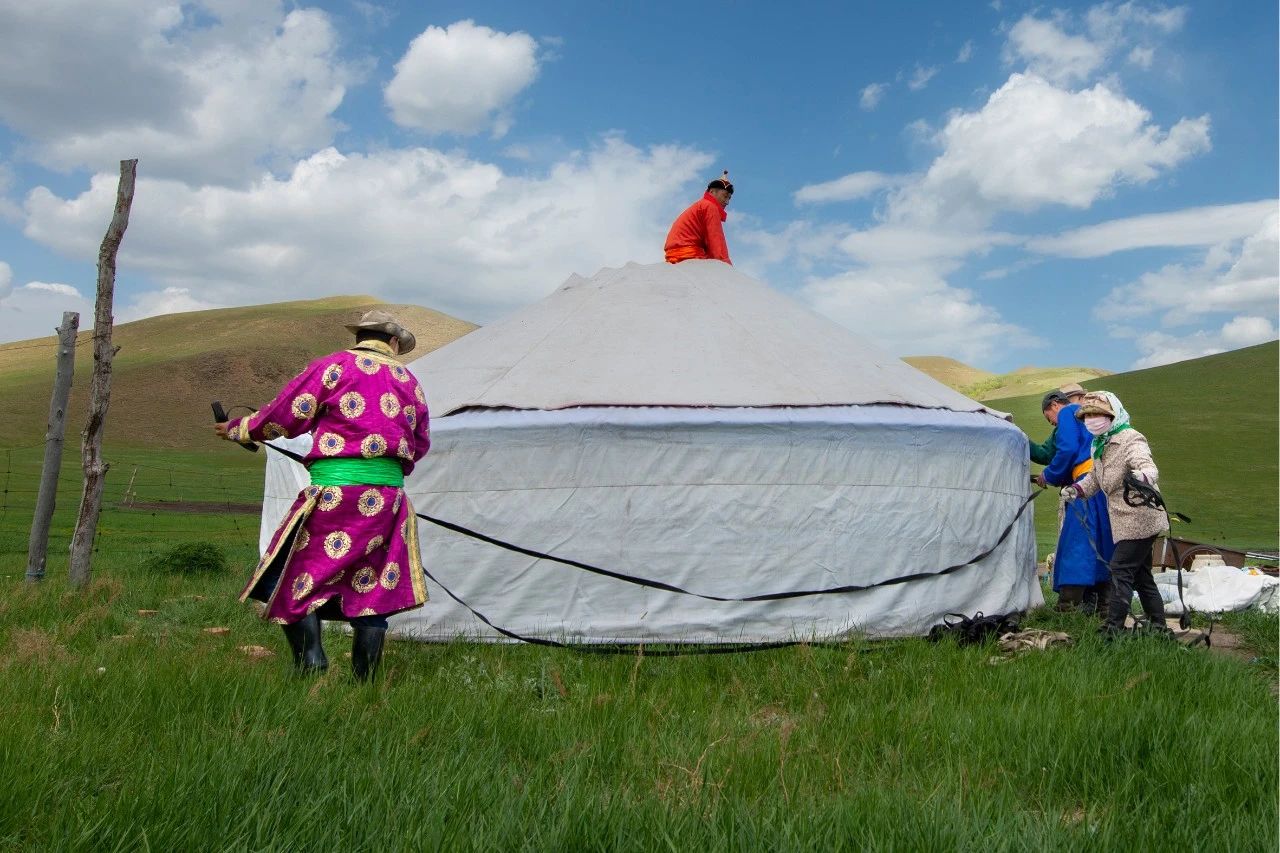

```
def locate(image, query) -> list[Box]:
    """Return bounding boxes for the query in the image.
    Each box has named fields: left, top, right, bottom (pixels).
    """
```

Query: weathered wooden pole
left=69, top=159, right=137, bottom=590
left=24, top=311, right=80, bottom=583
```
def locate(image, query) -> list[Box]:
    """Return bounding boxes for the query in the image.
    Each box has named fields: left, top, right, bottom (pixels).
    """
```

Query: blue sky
left=0, top=0, right=1274, bottom=372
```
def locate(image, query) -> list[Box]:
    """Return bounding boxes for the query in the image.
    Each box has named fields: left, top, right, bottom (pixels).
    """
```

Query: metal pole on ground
left=25, top=311, right=80, bottom=583
left=69, top=159, right=136, bottom=590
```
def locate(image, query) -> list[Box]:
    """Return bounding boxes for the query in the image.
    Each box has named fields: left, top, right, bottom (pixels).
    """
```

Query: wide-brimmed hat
left=345, top=309, right=416, bottom=354
left=1059, top=382, right=1086, bottom=397
left=1074, top=391, right=1115, bottom=419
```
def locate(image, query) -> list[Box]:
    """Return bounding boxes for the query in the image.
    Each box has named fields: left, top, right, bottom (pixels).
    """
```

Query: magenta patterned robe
left=226, top=340, right=430, bottom=624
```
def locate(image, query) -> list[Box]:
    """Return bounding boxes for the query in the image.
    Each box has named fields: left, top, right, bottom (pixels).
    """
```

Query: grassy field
left=990, top=341, right=1279, bottom=559
left=1, top=444, right=1277, bottom=849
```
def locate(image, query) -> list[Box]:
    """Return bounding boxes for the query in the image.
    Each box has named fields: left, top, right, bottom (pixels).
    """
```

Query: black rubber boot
left=351, top=625, right=387, bottom=681
left=281, top=612, right=328, bottom=673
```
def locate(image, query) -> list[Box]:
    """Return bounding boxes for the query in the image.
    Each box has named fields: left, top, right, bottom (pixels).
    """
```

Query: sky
left=0, top=0, right=1275, bottom=373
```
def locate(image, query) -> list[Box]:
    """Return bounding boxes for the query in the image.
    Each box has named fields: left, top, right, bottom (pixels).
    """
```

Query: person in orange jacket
left=664, top=171, right=734, bottom=264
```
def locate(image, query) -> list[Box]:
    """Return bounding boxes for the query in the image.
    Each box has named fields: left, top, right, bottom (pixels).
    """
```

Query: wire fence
left=0, top=444, right=273, bottom=567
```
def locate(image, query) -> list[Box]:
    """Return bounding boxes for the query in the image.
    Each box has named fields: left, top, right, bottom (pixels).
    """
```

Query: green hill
left=905, top=355, right=1110, bottom=401
left=989, top=341, right=1279, bottom=555
left=902, top=356, right=995, bottom=390
left=0, top=296, right=476, bottom=449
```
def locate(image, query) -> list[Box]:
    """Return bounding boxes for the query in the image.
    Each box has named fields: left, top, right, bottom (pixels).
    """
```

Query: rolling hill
left=0, top=296, right=476, bottom=449
left=905, top=355, right=1111, bottom=400
left=989, top=340, right=1278, bottom=553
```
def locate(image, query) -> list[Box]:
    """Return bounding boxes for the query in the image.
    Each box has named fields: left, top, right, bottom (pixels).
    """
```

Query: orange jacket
left=663, top=193, right=731, bottom=264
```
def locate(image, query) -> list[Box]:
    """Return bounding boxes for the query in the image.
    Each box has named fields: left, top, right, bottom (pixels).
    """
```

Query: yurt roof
left=410, top=260, right=1003, bottom=418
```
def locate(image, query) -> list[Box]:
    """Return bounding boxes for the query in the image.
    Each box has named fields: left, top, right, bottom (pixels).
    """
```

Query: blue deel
left=1045, top=403, right=1114, bottom=589
left=1054, top=491, right=1114, bottom=589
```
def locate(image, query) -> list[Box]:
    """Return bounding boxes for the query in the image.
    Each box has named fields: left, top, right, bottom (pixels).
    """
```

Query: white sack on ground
left=259, top=261, right=1041, bottom=641
left=1155, top=565, right=1280, bottom=614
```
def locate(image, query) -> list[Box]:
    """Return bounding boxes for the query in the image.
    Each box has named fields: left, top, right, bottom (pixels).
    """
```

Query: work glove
left=1060, top=483, right=1084, bottom=502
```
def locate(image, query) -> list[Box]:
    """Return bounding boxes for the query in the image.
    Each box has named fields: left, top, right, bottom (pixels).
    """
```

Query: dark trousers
left=1104, top=536, right=1165, bottom=630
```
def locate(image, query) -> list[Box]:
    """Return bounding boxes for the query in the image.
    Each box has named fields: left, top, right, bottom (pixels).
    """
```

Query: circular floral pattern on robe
left=356, top=355, right=381, bottom=375
left=323, top=531, right=352, bottom=559
left=291, top=572, right=315, bottom=600
left=403, top=405, right=416, bottom=428
left=358, top=607, right=377, bottom=617
left=322, top=363, right=343, bottom=389
left=262, top=422, right=287, bottom=439
left=414, top=384, right=426, bottom=405
left=339, top=391, right=366, bottom=419
left=364, top=535, right=384, bottom=554
left=392, top=492, right=402, bottom=514
left=360, top=433, right=387, bottom=458
left=291, top=393, right=317, bottom=420
left=317, top=487, right=343, bottom=512
left=358, top=488, right=385, bottom=517
left=380, top=393, right=401, bottom=419
left=325, top=569, right=346, bottom=586
left=396, top=438, right=411, bottom=460
left=306, top=598, right=327, bottom=614
left=296, top=528, right=311, bottom=551
left=304, top=485, right=321, bottom=499
left=352, top=566, right=377, bottom=593
left=390, top=365, right=410, bottom=383
left=317, top=432, right=345, bottom=456
left=380, top=562, right=401, bottom=591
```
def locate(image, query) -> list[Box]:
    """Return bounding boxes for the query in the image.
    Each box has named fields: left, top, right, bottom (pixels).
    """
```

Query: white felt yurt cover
left=260, top=261, right=1041, bottom=642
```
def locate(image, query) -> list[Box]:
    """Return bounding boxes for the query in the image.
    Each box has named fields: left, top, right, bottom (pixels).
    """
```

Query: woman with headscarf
left=1061, top=391, right=1169, bottom=635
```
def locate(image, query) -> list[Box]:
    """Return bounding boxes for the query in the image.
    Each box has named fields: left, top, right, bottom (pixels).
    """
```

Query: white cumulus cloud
left=907, top=65, right=939, bottom=91
left=1028, top=200, right=1276, bottom=257
left=1097, top=211, right=1279, bottom=328
left=794, top=172, right=903, bottom=205
left=801, top=265, right=1039, bottom=363
left=0, top=279, right=94, bottom=343
left=384, top=20, right=540, bottom=137
left=22, top=136, right=713, bottom=325
left=1097, top=211, right=1279, bottom=367
left=23, top=281, right=83, bottom=299
left=859, top=83, right=887, bottom=111
left=896, top=73, right=1208, bottom=222
left=1003, top=2, right=1187, bottom=85
left=1130, top=316, right=1277, bottom=369
left=0, top=0, right=358, bottom=185
left=119, top=286, right=222, bottom=322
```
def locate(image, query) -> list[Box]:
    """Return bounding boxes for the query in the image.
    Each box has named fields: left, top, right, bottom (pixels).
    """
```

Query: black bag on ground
left=927, top=612, right=1020, bottom=645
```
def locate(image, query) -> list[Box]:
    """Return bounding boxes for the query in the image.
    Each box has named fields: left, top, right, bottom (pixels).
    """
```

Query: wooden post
left=69, top=159, right=137, bottom=590
left=24, top=311, right=80, bottom=583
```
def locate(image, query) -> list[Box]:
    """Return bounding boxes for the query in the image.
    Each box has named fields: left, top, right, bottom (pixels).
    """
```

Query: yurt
left=261, top=261, right=1041, bottom=643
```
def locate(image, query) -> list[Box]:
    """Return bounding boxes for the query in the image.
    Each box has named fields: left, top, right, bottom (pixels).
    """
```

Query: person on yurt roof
left=664, top=171, right=734, bottom=265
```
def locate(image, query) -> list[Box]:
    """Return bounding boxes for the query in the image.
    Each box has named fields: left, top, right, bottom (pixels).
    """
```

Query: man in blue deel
left=1035, top=390, right=1113, bottom=612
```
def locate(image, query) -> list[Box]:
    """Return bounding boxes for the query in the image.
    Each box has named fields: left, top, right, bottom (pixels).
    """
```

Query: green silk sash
left=309, top=457, right=404, bottom=487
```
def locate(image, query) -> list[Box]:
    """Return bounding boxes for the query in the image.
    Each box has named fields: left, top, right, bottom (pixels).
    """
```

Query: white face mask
left=1084, top=415, right=1112, bottom=436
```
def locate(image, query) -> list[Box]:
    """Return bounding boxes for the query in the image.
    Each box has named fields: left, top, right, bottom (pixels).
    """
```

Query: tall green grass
left=1, top=447, right=1275, bottom=850
left=0, top=566, right=1275, bottom=851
